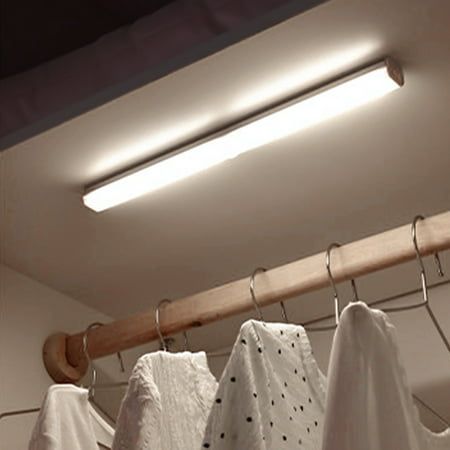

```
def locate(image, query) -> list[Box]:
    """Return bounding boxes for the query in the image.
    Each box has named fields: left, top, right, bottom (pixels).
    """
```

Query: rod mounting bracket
left=43, top=333, right=88, bottom=383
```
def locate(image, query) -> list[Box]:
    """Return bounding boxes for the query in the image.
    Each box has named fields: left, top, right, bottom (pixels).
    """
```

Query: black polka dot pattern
left=202, top=320, right=325, bottom=449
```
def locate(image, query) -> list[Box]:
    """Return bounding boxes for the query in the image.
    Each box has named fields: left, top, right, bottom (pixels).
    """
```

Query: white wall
left=0, top=264, right=122, bottom=449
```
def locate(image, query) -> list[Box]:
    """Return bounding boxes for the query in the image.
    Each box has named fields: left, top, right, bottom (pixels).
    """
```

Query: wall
left=0, top=264, right=130, bottom=449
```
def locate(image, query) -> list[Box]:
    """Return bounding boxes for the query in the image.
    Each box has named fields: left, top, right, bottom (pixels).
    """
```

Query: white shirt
left=322, top=301, right=450, bottom=450
left=112, top=351, right=217, bottom=450
left=29, top=384, right=114, bottom=450
left=202, top=320, right=326, bottom=449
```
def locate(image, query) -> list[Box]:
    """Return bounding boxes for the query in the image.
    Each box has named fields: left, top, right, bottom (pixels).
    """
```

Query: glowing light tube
left=84, top=59, right=403, bottom=212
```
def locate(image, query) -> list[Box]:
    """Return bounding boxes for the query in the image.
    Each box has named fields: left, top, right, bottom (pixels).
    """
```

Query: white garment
left=112, top=351, right=217, bottom=450
left=29, top=384, right=114, bottom=450
left=202, top=320, right=326, bottom=449
left=322, top=301, right=450, bottom=450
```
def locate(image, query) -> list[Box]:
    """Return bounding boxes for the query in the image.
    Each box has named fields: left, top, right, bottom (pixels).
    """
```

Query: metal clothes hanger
left=380, top=215, right=450, bottom=352
left=156, top=298, right=232, bottom=361
left=0, top=407, right=40, bottom=422
left=207, top=268, right=274, bottom=358
left=81, top=323, right=129, bottom=429
left=155, top=299, right=190, bottom=352
left=380, top=215, right=450, bottom=427
left=249, top=267, right=267, bottom=321
left=302, top=242, right=360, bottom=332
left=249, top=266, right=292, bottom=323
left=280, top=300, right=289, bottom=323
left=208, top=267, right=284, bottom=359
left=156, top=299, right=171, bottom=352
left=382, top=215, right=444, bottom=313
left=82, top=322, right=127, bottom=401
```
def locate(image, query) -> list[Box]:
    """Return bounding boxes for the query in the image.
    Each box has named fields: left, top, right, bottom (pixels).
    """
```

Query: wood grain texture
left=45, top=211, right=450, bottom=381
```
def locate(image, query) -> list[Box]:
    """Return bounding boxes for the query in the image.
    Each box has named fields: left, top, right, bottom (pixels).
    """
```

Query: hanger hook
left=326, top=243, right=341, bottom=325
left=155, top=299, right=190, bottom=352
left=412, top=215, right=450, bottom=353
left=156, top=299, right=171, bottom=351
left=82, top=323, right=102, bottom=399
left=412, top=215, right=444, bottom=279
left=182, top=332, right=189, bottom=351
left=326, top=243, right=360, bottom=324
left=82, top=322, right=125, bottom=375
left=411, top=215, right=445, bottom=303
left=250, top=267, right=266, bottom=321
left=350, top=278, right=360, bottom=303
left=280, top=301, right=289, bottom=323
left=435, top=253, right=445, bottom=278
left=413, top=215, right=429, bottom=303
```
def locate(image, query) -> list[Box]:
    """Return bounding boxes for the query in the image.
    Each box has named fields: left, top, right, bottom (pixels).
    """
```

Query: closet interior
left=1, top=0, right=450, bottom=449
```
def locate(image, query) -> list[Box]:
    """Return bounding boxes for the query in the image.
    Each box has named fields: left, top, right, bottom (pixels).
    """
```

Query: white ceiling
left=1, top=0, right=450, bottom=427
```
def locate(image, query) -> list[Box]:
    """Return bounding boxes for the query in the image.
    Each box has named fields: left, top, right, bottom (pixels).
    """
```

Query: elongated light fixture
left=84, top=58, right=403, bottom=212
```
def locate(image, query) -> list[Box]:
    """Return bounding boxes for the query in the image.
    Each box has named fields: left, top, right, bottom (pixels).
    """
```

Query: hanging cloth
left=322, top=301, right=450, bottom=450
left=29, top=384, right=114, bottom=450
left=112, top=351, right=217, bottom=450
left=202, top=319, right=326, bottom=449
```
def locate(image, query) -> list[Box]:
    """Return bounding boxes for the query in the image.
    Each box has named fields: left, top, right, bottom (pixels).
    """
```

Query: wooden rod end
left=43, top=333, right=88, bottom=383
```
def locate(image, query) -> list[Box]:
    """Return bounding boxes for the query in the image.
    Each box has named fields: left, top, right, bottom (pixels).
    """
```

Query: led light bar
left=84, top=58, right=403, bottom=212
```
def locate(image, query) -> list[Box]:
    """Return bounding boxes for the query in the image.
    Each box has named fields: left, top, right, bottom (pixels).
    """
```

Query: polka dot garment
left=202, top=320, right=326, bottom=449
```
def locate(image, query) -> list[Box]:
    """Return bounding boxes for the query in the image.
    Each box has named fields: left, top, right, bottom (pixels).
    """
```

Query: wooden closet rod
left=43, top=211, right=450, bottom=382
